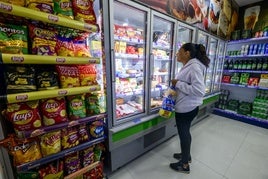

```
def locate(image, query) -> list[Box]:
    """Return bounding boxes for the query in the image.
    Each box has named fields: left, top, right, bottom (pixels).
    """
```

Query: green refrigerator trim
left=112, top=94, right=219, bottom=142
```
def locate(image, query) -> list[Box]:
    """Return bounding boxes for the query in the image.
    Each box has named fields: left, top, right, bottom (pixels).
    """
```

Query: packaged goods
left=40, top=97, right=68, bottom=126
left=26, top=0, right=54, bottom=14
left=5, top=101, right=42, bottom=136
left=56, top=65, right=80, bottom=88
left=17, top=171, right=39, bottom=179
left=0, top=23, right=28, bottom=54
left=72, top=0, right=96, bottom=24
left=74, top=40, right=91, bottom=57
left=78, top=124, right=89, bottom=143
left=40, top=130, right=61, bottom=157
left=56, top=37, right=75, bottom=56
left=36, top=66, right=59, bottom=90
left=67, top=94, right=86, bottom=120
left=5, top=65, right=36, bottom=94
left=38, top=160, right=64, bottom=179
left=78, top=65, right=97, bottom=86
left=61, top=126, right=79, bottom=149
left=80, top=146, right=94, bottom=167
left=53, top=0, right=74, bottom=19
left=89, top=120, right=104, bottom=139
left=64, top=152, right=81, bottom=175
left=1, top=0, right=25, bottom=6
left=85, top=93, right=106, bottom=115
left=159, top=87, right=176, bottom=118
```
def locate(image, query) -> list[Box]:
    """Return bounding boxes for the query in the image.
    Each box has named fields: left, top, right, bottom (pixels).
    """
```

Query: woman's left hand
left=171, top=79, right=178, bottom=86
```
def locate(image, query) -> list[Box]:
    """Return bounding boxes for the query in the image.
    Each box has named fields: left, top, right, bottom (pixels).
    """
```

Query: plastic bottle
left=246, top=59, right=252, bottom=70
left=229, top=59, right=233, bottom=70
left=265, top=43, right=268, bottom=54
left=242, top=60, right=247, bottom=70
left=251, top=59, right=257, bottom=70
left=256, top=58, right=263, bottom=70
left=224, top=60, right=229, bottom=69
left=234, top=60, right=239, bottom=70
left=238, top=60, right=243, bottom=70
left=262, top=58, right=268, bottom=70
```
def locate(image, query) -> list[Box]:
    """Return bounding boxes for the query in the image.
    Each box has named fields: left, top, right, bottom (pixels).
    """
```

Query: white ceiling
left=235, top=0, right=263, bottom=7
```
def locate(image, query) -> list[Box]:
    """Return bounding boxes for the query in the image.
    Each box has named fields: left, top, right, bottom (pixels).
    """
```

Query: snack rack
left=0, top=1, right=106, bottom=178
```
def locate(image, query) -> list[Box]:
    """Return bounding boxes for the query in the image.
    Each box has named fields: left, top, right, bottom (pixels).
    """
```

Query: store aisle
left=108, top=114, right=268, bottom=179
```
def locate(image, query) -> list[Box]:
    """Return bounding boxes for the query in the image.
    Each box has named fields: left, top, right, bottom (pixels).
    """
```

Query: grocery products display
left=217, top=35, right=268, bottom=128
left=0, top=1, right=106, bottom=178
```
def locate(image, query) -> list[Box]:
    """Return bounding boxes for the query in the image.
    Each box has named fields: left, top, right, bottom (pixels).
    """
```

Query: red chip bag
left=56, top=65, right=80, bottom=88
left=5, top=101, right=42, bottom=136
left=40, top=97, right=68, bottom=126
left=78, top=65, right=97, bottom=86
left=72, top=0, right=97, bottom=24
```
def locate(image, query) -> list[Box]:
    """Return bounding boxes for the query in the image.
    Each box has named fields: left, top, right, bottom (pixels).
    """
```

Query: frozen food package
left=0, top=23, right=28, bottom=54
left=40, top=97, right=68, bottom=126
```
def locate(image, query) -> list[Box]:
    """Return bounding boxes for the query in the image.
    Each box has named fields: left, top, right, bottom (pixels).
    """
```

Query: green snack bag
left=67, top=94, right=86, bottom=120
left=53, top=0, right=74, bottom=19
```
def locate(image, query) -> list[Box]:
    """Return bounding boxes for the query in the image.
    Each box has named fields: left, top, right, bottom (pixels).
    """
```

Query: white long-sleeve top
left=174, top=58, right=206, bottom=113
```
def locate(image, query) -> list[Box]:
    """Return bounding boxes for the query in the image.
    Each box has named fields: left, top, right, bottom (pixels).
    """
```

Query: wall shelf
left=0, top=53, right=100, bottom=64
left=0, top=2, right=98, bottom=32
left=223, top=70, right=268, bottom=74
left=221, top=83, right=268, bottom=90
left=213, top=108, right=268, bottom=129
left=227, top=36, right=268, bottom=45
left=16, top=137, right=105, bottom=171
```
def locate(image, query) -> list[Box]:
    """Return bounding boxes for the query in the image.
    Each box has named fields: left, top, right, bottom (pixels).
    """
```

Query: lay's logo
left=13, top=110, right=33, bottom=122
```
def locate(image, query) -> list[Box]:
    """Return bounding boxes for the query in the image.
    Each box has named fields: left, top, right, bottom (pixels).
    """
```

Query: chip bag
left=56, top=65, right=80, bottom=88
left=67, top=94, right=86, bottom=120
left=40, top=130, right=61, bottom=157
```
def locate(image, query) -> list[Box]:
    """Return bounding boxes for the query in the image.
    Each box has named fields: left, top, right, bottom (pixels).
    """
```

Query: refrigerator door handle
left=111, top=49, right=116, bottom=83
left=150, top=53, right=154, bottom=80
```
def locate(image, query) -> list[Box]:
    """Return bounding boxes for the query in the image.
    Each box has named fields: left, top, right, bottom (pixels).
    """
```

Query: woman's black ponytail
left=182, top=43, right=210, bottom=67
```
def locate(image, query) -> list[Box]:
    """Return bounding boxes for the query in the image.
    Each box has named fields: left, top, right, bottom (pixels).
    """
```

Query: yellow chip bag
left=40, top=130, right=61, bottom=157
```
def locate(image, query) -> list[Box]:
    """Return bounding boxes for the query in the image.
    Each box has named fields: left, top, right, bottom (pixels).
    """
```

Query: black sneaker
left=169, top=161, right=190, bottom=174
left=173, top=153, right=192, bottom=163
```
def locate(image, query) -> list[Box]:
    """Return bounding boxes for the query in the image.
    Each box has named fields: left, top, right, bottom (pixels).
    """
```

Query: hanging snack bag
left=67, top=94, right=86, bottom=120
left=0, top=23, right=28, bottom=54
left=5, top=65, right=36, bottom=94
left=40, top=97, right=68, bottom=126
left=56, top=65, right=80, bottom=88
left=5, top=101, right=42, bottom=137
left=74, top=40, right=91, bottom=57
left=29, top=25, right=57, bottom=56
left=88, top=119, right=104, bottom=139
left=38, top=160, right=64, bottom=179
left=80, top=146, right=94, bottom=167
left=40, top=130, right=61, bottom=157
left=78, top=124, right=89, bottom=143
left=78, top=65, right=97, bottom=86
left=53, top=0, right=74, bottom=19
left=0, top=135, right=42, bottom=166
left=36, top=66, right=59, bottom=90
left=61, top=126, right=79, bottom=150
left=1, top=0, right=25, bottom=6
left=26, top=0, right=54, bottom=14
left=72, top=0, right=96, bottom=24
left=56, top=37, right=75, bottom=56
left=85, top=92, right=106, bottom=115
left=64, top=152, right=81, bottom=175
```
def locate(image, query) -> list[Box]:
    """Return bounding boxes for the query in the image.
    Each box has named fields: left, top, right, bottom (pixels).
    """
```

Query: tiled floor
left=108, top=114, right=268, bottom=179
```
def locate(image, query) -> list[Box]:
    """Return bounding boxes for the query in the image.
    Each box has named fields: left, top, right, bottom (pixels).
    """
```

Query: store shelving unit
left=216, top=36, right=268, bottom=128
left=0, top=1, right=106, bottom=178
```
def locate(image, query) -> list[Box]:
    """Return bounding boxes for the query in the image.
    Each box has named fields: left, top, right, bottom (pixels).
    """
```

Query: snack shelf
left=1, top=85, right=101, bottom=104
left=227, top=36, right=268, bottom=45
left=223, top=70, right=268, bottom=74
left=221, top=83, right=268, bottom=90
left=16, top=137, right=105, bottom=171
left=0, top=53, right=100, bottom=64
left=0, top=2, right=98, bottom=32
left=225, top=54, right=268, bottom=59
left=213, top=108, right=268, bottom=129
left=64, top=161, right=101, bottom=179
left=17, top=113, right=106, bottom=138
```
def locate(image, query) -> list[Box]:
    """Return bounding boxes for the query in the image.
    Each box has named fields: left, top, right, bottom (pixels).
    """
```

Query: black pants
left=175, top=107, right=199, bottom=164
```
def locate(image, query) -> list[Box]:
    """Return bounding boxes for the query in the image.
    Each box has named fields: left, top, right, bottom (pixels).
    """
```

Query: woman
left=170, top=43, right=210, bottom=173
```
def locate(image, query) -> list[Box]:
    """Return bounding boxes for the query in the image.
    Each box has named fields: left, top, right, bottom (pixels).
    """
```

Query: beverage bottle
left=234, top=60, right=239, bottom=69
left=253, top=44, right=259, bottom=55
left=244, top=44, right=249, bottom=55
left=238, top=60, right=243, bottom=70
left=265, top=43, right=268, bottom=54
left=246, top=59, right=252, bottom=70
left=229, top=59, right=233, bottom=69
left=256, top=58, right=263, bottom=70
left=251, top=59, right=257, bottom=70
left=224, top=60, right=229, bottom=69
left=262, top=58, right=268, bottom=70
left=248, top=44, right=254, bottom=55
left=242, top=60, right=247, bottom=70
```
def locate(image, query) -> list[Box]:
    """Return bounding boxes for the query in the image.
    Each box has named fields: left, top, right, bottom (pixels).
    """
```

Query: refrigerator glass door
left=175, top=23, right=196, bottom=73
left=150, top=15, right=174, bottom=110
left=113, top=1, right=148, bottom=122
left=213, top=40, right=225, bottom=92
left=205, top=37, right=218, bottom=94
left=197, top=32, right=208, bottom=48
